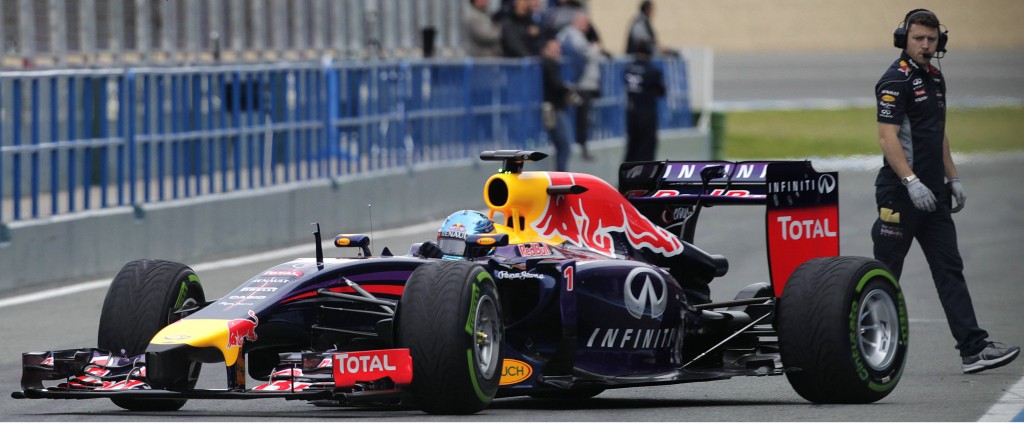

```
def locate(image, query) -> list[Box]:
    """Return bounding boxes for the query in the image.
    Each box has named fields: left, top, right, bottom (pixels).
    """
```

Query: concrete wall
left=591, top=0, right=1024, bottom=54
left=0, top=130, right=710, bottom=293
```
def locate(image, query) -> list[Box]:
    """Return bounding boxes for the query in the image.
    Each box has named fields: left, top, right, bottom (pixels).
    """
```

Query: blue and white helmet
left=437, top=210, right=495, bottom=258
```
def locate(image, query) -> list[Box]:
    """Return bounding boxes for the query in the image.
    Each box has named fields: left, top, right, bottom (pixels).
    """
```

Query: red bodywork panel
left=332, top=349, right=413, bottom=388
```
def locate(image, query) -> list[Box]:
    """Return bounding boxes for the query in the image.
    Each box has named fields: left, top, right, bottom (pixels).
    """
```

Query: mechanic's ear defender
left=893, top=8, right=948, bottom=53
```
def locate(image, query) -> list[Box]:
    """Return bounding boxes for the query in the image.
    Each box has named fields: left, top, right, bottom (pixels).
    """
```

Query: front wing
left=13, top=347, right=412, bottom=404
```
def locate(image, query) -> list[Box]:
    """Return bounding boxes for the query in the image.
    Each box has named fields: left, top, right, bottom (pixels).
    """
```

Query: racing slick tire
left=396, top=261, right=504, bottom=415
left=777, top=256, right=907, bottom=404
left=97, top=259, right=206, bottom=411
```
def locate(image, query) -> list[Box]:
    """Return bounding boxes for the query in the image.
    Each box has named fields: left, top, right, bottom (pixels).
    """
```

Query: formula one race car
left=13, top=150, right=908, bottom=414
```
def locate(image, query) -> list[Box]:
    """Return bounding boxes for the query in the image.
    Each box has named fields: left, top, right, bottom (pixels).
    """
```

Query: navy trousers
left=871, top=183, right=989, bottom=356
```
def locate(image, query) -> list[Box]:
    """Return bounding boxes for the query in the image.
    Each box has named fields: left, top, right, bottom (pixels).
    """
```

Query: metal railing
left=0, top=56, right=691, bottom=223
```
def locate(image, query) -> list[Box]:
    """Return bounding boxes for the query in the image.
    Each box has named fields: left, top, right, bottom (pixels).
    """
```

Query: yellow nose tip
left=150, top=319, right=246, bottom=366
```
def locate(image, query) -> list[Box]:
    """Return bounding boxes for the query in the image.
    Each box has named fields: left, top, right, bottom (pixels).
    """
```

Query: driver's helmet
left=437, top=210, right=495, bottom=258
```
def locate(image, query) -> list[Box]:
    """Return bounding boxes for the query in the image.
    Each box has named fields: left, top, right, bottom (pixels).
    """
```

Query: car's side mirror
left=466, top=233, right=509, bottom=258
left=335, top=234, right=372, bottom=257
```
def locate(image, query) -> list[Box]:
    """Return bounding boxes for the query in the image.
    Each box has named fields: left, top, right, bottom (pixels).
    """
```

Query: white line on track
left=0, top=220, right=439, bottom=310
left=980, top=375, right=1024, bottom=421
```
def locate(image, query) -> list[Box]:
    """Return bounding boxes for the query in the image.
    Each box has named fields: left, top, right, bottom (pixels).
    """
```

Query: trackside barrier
left=0, top=57, right=692, bottom=224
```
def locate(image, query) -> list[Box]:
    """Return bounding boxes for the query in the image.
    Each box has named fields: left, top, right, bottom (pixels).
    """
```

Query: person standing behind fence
left=500, top=0, right=541, bottom=57
left=541, top=0, right=603, bottom=44
left=557, top=11, right=601, bottom=161
left=626, top=0, right=658, bottom=55
left=541, top=38, right=572, bottom=172
left=464, top=0, right=502, bottom=57
left=623, top=41, right=665, bottom=163
left=530, top=0, right=547, bottom=29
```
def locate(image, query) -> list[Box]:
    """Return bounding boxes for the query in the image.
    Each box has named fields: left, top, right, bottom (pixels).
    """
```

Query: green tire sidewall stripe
left=173, top=273, right=201, bottom=310
left=852, top=266, right=907, bottom=392
left=855, top=268, right=899, bottom=292
left=466, top=270, right=494, bottom=403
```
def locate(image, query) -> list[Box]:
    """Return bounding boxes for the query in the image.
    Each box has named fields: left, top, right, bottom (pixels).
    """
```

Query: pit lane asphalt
left=2, top=158, right=1022, bottom=421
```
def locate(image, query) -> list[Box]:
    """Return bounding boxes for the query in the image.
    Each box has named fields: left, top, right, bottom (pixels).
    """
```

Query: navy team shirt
left=874, top=51, right=947, bottom=190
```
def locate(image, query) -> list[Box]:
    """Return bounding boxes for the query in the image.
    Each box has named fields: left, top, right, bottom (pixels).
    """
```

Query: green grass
left=721, top=107, right=1024, bottom=159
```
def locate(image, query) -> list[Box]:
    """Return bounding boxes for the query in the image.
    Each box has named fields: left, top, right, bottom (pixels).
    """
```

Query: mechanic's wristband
left=901, top=174, right=918, bottom=187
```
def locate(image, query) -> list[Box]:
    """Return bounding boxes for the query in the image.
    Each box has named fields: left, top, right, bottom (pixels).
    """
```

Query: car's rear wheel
left=777, top=256, right=907, bottom=403
left=98, top=259, right=205, bottom=411
left=396, top=261, right=504, bottom=414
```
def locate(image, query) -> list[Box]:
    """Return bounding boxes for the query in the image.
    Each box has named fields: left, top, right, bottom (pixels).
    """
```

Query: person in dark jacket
left=500, top=0, right=540, bottom=57
left=625, top=0, right=657, bottom=55
left=872, top=9, right=1018, bottom=374
left=623, top=41, right=665, bottom=163
left=541, top=38, right=572, bottom=171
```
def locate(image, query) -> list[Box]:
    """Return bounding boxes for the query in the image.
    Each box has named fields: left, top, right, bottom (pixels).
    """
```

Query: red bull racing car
left=12, top=150, right=908, bottom=414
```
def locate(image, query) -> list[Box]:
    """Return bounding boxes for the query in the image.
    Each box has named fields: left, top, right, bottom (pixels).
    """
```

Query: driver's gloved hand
left=949, top=178, right=966, bottom=213
left=417, top=241, right=444, bottom=259
left=906, top=179, right=937, bottom=212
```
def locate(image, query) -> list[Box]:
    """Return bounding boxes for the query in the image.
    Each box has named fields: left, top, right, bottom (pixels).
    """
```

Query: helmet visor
left=438, top=237, right=467, bottom=257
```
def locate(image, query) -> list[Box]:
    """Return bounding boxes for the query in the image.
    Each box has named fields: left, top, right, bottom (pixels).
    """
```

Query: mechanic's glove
left=949, top=178, right=966, bottom=213
left=416, top=241, right=444, bottom=259
left=906, top=178, right=937, bottom=212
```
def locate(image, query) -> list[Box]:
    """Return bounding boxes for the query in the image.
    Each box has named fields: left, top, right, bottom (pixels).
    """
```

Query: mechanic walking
left=623, top=41, right=665, bottom=163
left=872, top=9, right=1019, bottom=373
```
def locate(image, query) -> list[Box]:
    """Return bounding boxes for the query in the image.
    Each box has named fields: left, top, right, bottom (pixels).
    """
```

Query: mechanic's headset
left=893, top=9, right=948, bottom=53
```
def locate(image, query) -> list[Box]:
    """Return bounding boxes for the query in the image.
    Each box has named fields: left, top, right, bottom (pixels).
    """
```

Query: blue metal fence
left=0, top=57, right=691, bottom=223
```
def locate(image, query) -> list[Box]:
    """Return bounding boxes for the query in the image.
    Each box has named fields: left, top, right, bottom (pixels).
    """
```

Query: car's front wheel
left=97, top=259, right=205, bottom=411
left=396, top=261, right=504, bottom=415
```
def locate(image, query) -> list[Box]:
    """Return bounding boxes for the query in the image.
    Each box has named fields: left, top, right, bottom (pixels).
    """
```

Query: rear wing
left=619, top=160, right=839, bottom=296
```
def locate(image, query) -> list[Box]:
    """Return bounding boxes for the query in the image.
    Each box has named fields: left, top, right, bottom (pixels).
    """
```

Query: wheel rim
left=858, top=288, right=899, bottom=371
left=474, top=294, right=501, bottom=380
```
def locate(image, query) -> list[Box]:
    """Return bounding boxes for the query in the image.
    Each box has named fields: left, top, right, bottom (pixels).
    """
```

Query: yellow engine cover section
left=483, top=171, right=684, bottom=258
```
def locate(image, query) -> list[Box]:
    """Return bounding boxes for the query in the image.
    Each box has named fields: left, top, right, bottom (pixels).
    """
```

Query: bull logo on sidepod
left=533, top=173, right=683, bottom=258
left=226, top=310, right=259, bottom=349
